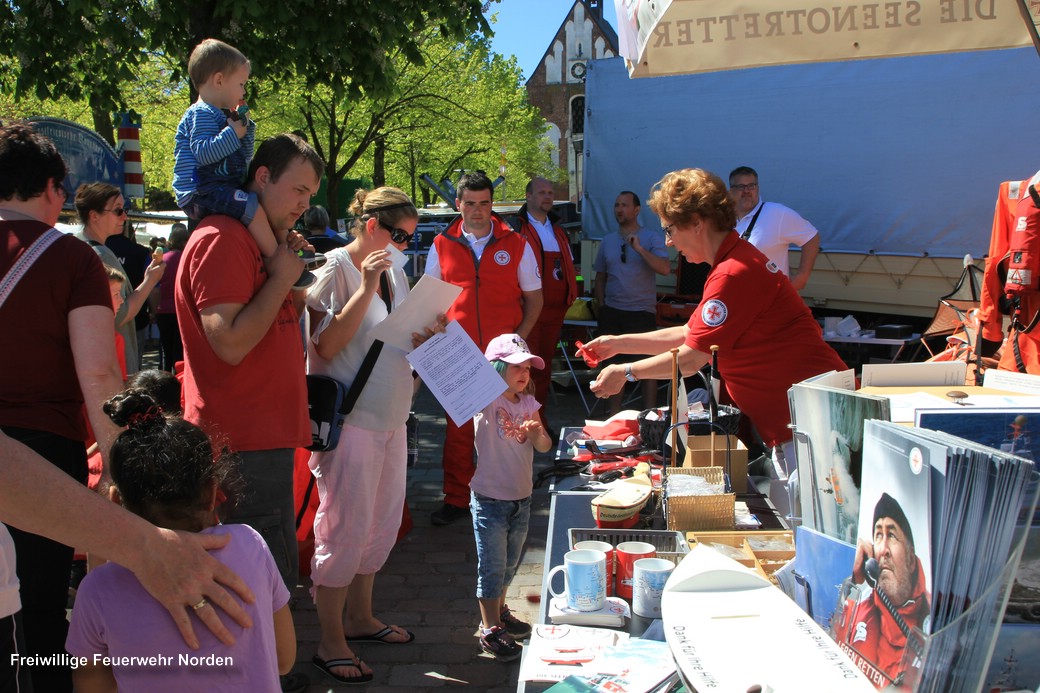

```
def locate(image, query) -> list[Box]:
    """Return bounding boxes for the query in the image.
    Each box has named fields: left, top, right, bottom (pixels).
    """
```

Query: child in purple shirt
left=66, top=389, right=296, bottom=692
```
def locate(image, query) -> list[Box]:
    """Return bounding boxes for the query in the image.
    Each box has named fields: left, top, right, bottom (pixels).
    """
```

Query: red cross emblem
left=701, top=299, right=728, bottom=327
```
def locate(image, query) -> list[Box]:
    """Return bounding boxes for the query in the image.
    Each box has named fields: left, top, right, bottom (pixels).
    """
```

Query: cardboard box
left=683, top=434, right=748, bottom=493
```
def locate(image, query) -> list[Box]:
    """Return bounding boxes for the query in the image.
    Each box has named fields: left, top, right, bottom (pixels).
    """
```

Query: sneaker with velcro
left=479, top=625, right=523, bottom=662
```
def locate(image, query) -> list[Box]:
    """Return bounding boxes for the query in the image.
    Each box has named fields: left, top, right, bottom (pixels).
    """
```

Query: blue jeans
left=186, top=184, right=258, bottom=227
left=471, top=492, right=531, bottom=599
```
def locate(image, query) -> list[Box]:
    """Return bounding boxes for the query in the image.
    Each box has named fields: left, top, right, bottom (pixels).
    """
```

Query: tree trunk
left=325, top=175, right=338, bottom=220
left=372, top=135, right=386, bottom=188
left=91, top=103, right=115, bottom=148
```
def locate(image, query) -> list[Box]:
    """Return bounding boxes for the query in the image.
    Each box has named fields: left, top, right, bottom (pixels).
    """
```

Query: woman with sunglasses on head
left=304, top=187, right=444, bottom=684
left=75, top=182, right=165, bottom=375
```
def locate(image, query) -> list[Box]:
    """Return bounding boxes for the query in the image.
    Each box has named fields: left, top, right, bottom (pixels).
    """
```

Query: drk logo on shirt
left=702, top=299, right=727, bottom=327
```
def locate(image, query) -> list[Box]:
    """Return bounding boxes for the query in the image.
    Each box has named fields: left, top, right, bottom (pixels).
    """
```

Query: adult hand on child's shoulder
left=132, top=527, right=256, bottom=650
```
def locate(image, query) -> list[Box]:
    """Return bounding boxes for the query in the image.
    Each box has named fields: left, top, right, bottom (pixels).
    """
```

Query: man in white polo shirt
left=729, top=166, right=821, bottom=291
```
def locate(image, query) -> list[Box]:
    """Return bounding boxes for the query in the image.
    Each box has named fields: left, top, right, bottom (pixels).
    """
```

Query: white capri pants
left=309, top=422, right=407, bottom=587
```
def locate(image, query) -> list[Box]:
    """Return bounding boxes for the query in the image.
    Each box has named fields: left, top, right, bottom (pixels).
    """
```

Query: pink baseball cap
left=484, top=333, right=545, bottom=369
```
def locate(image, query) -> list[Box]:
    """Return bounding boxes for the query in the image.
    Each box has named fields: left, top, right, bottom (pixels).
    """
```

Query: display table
left=518, top=432, right=789, bottom=690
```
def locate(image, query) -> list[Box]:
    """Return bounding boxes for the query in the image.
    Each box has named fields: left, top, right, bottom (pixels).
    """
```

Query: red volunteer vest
left=517, top=208, right=577, bottom=310
left=435, top=214, right=527, bottom=350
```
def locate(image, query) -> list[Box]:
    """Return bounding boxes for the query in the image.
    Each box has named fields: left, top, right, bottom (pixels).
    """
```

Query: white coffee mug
left=574, top=540, right=614, bottom=596
left=547, top=549, right=607, bottom=612
left=632, top=557, right=674, bottom=618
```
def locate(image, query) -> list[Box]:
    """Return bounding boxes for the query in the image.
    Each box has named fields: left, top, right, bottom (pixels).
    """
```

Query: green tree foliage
left=259, top=29, right=557, bottom=213
left=0, top=54, right=189, bottom=210
left=0, top=0, right=490, bottom=130
left=379, top=32, right=558, bottom=207
left=0, top=3, right=558, bottom=214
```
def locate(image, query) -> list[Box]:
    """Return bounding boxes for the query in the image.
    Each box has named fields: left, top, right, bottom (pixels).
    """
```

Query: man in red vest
left=514, top=178, right=577, bottom=436
left=424, top=172, right=543, bottom=526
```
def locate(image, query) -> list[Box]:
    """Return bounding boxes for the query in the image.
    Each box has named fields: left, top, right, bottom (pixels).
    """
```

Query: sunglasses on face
left=379, top=220, right=414, bottom=244
left=102, top=207, right=127, bottom=217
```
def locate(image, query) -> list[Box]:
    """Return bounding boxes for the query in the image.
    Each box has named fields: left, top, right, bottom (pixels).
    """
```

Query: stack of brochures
left=832, top=420, right=1037, bottom=692
left=548, top=596, right=629, bottom=627
left=518, top=625, right=628, bottom=684
left=544, top=638, right=678, bottom=693
left=913, top=406, right=1040, bottom=691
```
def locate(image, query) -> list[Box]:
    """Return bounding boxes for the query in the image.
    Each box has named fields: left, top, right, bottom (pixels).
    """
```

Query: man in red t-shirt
left=176, top=133, right=320, bottom=597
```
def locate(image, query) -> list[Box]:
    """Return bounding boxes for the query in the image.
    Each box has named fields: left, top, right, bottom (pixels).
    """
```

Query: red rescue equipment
left=1006, top=185, right=1040, bottom=333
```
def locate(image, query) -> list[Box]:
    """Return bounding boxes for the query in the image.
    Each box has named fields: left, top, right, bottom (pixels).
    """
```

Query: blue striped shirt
left=172, top=100, right=255, bottom=208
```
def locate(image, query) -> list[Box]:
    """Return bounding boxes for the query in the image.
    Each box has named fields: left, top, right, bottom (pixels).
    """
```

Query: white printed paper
left=368, top=275, right=461, bottom=352
left=407, top=320, right=506, bottom=427
left=982, top=368, right=1040, bottom=395
left=861, top=361, right=966, bottom=387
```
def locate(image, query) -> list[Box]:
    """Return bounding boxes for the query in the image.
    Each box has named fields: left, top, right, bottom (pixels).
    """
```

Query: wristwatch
left=624, top=364, right=638, bottom=382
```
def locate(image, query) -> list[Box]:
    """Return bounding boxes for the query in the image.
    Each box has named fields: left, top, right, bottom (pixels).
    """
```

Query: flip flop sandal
left=345, top=625, right=415, bottom=644
left=312, top=654, right=373, bottom=685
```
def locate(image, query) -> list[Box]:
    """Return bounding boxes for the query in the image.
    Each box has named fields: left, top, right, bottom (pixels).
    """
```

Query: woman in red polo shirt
left=585, top=168, right=845, bottom=478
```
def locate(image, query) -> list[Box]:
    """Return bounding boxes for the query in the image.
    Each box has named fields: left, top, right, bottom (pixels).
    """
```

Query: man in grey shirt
left=593, top=190, right=671, bottom=415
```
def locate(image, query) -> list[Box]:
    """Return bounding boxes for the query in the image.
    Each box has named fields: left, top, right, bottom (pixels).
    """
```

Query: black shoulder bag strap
left=337, top=271, right=393, bottom=414
left=739, top=202, right=766, bottom=240
left=297, top=271, right=394, bottom=529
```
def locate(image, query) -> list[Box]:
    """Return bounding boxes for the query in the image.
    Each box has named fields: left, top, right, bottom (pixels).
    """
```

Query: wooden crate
left=685, top=530, right=795, bottom=583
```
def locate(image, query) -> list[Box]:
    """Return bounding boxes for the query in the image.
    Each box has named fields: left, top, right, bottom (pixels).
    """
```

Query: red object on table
left=574, top=340, right=600, bottom=368
left=581, top=418, right=640, bottom=441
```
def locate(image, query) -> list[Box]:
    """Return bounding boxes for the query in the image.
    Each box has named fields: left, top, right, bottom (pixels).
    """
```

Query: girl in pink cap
left=470, top=333, right=552, bottom=662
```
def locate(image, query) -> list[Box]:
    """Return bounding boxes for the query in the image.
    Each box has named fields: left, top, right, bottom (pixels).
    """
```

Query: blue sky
left=486, top=0, right=619, bottom=80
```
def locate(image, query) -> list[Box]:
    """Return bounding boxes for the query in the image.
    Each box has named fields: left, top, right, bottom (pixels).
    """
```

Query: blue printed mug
left=547, top=549, right=607, bottom=612
left=632, top=557, right=674, bottom=618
